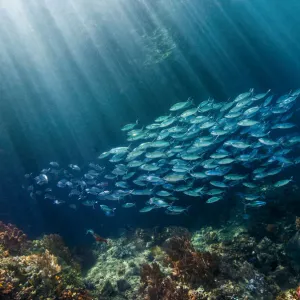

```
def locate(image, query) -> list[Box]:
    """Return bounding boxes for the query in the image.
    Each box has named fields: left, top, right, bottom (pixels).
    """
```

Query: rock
left=256, top=237, right=273, bottom=252
left=270, top=265, right=297, bottom=289
left=146, top=241, right=153, bottom=248
left=286, top=231, right=300, bottom=269
left=100, top=280, right=115, bottom=297
left=128, top=261, right=136, bottom=268
left=117, top=279, right=131, bottom=292
left=204, top=231, right=219, bottom=244
left=125, top=266, right=140, bottom=276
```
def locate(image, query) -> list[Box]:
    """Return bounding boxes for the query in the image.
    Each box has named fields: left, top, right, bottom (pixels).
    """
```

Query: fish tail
left=186, top=205, right=192, bottom=213
left=86, top=229, right=94, bottom=235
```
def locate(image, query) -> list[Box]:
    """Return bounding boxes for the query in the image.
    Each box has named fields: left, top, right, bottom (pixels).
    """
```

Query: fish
left=210, top=181, right=228, bottom=188
left=246, top=201, right=266, bottom=208
left=50, top=162, right=60, bottom=167
left=237, top=119, right=259, bottom=127
left=252, top=89, right=270, bottom=101
left=146, top=151, right=166, bottom=159
left=217, top=158, right=235, bottom=165
left=166, top=205, right=191, bottom=214
left=258, top=138, right=279, bottom=146
left=206, top=196, right=222, bottom=203
left=206, top=189, right=224, bottom=196
left=148, top=198, right=170, bottom=207
left=69, top=164, right=81, bottom=171
left=98, top=151, right=111, bottom=159
left=156, top=190, right=172, bottom=197
left=150, top=141, right=170, bottom=148
left=243, top=106, right=260, bottom=117
left=128, top=160, right=143, bottom=168
left=139, top=206, right=156, bottom=213
left=244, top=194, right=261, bottom=201
left=242, top=182, right=257, bottom=189
left=224, top=174, right=247, bottom=181
left=131, top=189, right=153, bottom=196
left=122, top=203, right=136, bottom=208
left=100, top=205, right=115, bottom=212
left=163, top=173, right=186, bottom=182
left=121, top=120, right=138, bottom=131
left=272, top=123, right=296, bottom=130
left=273, top=177, right=293, bottom=188
left=110, top=146, right=130, bottom=154
left=34, top=174, right=48, bottom=185
left=24, top=89, right=300, bottom=219
left=86, top=229, right=108, bottom=244
left=234, top=89, right=253, bottom=102
left=140, top=164, right=160, bottom=172
left=170, top=98, right=193, bottom=111
left=183, top=190, right=200, bottom=197
left=155, top=115, right=171, bottom=122
left=53, top=199, right=65, bottom=205
left=181, top=154, right=201, bottom=161
left=225, top=140, right=251, bottom=149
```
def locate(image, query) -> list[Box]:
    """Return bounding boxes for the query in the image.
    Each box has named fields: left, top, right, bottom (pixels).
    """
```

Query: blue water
left=0, top=0, right=300, bottom=246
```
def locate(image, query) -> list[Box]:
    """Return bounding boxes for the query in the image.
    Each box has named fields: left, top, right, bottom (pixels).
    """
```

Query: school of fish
left=24, top=88, right=300, bottom=217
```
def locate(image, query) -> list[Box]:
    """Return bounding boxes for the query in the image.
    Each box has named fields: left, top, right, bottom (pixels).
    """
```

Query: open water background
left=0, top=0, right=300, bottom=245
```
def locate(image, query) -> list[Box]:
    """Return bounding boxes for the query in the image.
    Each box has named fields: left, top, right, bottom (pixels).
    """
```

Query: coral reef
left=275, top=286, right=300, bottom=300
left=134, top=226, right=191, bottom=247
left=163, top=235, right=219, bottom=287
left=40, top=234, right=74, bottom=265
left=88, top=217, right=300, bottom=299
left=140, top=262, right=189, bottom=300
left=0, top=221, right=29, bottom=255
left=85, top=235, right=148, bottom=299
left=2, top=198, right=300, bottom=299
left=296, top=216, right=300, bottom=231
left=0, top=222, right=91, bottom=300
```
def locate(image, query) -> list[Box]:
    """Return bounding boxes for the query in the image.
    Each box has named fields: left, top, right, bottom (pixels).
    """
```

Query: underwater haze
left=0, top=0, right=300, bottom=232
left=1, top=0, right=300, bottom=238
left=1, top=1, right=300, bottom=298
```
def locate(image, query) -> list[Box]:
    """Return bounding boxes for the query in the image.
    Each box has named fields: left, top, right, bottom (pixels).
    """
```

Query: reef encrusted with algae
left=0, top=222, right=91, bottom=300
left=2, top=205, right=300, bottom=300
left=85, top=233, right=153, bottom=299
left=83, top=214, right=300, bottom=300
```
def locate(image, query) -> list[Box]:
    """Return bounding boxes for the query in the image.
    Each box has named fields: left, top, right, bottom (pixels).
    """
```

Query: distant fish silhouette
left=86, top=229, right=108, bottom=244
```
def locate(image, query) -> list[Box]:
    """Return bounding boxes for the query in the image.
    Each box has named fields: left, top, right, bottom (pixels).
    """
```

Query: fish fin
left=86, top=229, right=94, bottom=235
left=184, top=205, right=192, bottom=215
